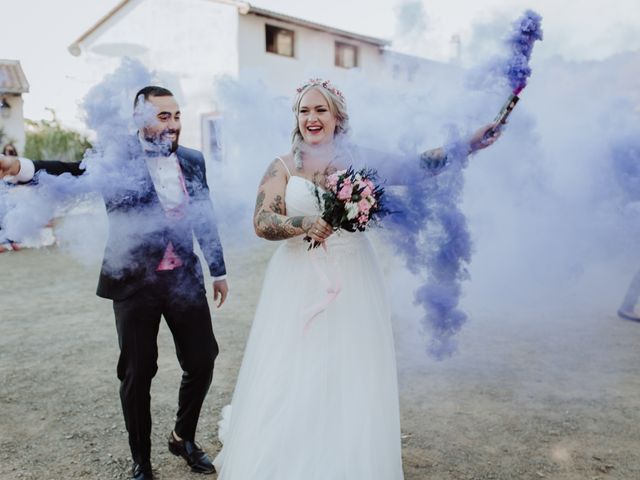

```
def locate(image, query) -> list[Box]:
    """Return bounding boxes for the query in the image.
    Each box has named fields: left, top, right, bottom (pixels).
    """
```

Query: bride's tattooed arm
left=253, top=158, right=315, bottom=240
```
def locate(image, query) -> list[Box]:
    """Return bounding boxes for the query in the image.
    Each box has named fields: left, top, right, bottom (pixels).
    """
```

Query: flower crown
left=296, top=78, right=344, bottom=100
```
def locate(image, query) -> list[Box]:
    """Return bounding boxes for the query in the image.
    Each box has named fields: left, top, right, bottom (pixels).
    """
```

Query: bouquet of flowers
left=306, top=166, right=389, bottom=248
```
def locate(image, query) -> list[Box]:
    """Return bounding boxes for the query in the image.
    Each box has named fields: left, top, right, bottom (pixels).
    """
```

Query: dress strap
left=276, top=156, right=292, bottom=178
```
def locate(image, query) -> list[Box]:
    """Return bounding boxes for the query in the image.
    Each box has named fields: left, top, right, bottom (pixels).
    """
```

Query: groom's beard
left=164, top=128, right=180, bottom=153
left=145, top=129, right=180, bottom=154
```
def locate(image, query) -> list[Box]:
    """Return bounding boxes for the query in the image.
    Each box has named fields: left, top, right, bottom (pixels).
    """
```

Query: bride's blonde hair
left=291, top=80, right=350, bottom=169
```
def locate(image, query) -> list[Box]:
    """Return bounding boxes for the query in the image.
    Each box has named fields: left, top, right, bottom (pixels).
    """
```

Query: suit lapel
left=176, top=148, right=197, bottom=199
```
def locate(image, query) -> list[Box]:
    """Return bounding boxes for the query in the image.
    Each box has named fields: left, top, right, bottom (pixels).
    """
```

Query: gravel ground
left=1, top=240, right=639, bottom=480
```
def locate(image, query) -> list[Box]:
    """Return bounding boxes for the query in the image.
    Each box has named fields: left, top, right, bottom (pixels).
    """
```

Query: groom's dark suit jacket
left=33, top=139, right=226, bottom=301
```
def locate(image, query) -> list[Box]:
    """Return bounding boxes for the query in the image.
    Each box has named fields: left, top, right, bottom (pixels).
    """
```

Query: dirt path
left=1, top=243, right=639, bottom=480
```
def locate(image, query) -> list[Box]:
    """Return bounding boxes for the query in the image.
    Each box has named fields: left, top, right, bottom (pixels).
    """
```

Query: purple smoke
left=381, top=11, right=541, bottom=358
left=80, top=57, right=155, bottom=201
left=505, top=10, right=543, bottom=94
left=384, top=131, right=471, bottom=358
left=611, top=137, right=640, bottom=203
left=0, top=58, right=154, bottom=259
left=0, top=161, right=89, bottom=241
left=380, top=12, right=542, bottom=358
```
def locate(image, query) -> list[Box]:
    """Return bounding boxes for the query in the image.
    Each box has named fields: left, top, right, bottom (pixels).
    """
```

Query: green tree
left=24, top=109, right=91, bottom=162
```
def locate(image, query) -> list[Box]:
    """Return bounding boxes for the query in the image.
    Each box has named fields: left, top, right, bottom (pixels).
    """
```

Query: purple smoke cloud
left=505, top=10, right=543, bottom=94
left=384, top=131, right=471, bottom=358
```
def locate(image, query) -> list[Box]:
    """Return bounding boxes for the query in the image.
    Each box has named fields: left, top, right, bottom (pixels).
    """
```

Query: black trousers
left=113, top=268, right=218, bottom=464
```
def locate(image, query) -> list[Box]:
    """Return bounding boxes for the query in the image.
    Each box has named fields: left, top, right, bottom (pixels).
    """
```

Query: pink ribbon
left=302, top=243, right=342, bottom=333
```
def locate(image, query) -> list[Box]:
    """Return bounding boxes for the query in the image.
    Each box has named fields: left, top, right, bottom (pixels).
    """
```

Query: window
left=266, top=25, right=295, bottom=57
left=335, top=42, right=358, bottom=69
left=201, top=114, right=223, bottom=162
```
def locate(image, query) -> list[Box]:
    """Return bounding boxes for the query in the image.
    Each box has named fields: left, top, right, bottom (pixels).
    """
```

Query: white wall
left=236, top=13, right=386, bottom=97
left=71, top=0, right=240, bottom=149
left=382, top=50, right=462, bottom=88
left=67, top=0, right=454, bottom=155
left=0, top=95, right=26, bottom=153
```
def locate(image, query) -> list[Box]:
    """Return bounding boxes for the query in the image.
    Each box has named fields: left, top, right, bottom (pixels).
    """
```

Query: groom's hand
left=213, top=279, right=229, bottom=308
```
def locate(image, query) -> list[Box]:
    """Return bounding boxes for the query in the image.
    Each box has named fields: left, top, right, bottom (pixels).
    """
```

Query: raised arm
left=32, top=160, right=85, bottom=176
left=419, top=123, right=501, bottom=172
left=0, top=155, right=84, bottom=183
left=0, top=155, right=31, bottom=181
left=253, top=157, right=331, bottom=243
left=352, top=123, right=502, bottom=185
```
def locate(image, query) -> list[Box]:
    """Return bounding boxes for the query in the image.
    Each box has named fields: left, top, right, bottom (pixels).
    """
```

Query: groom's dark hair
left=133, top=86, right=174, bottom=108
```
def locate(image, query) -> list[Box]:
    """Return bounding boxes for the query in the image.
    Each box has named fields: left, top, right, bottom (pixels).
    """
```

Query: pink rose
left=337, top=180, right=353, bottom=201
left=358, top=199, right=371, bottom=214
left=364, top=179, right=375, bottom=191
left=358, top=213, right=369, bottom=225
left=327, top=173, right=339, bottom=190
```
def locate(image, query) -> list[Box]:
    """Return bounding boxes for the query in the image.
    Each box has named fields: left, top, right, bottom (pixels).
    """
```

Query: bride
left=213, top=79, right=498, bottom=479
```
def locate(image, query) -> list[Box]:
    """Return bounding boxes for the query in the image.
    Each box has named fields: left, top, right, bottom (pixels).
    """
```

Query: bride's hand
left=306, top=217, right=333, bottom=244
left=469, top=123, right=501, bottom=153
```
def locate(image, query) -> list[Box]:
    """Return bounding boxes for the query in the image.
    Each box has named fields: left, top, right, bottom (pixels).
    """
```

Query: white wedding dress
left=214, top=173, right=404, bottom=480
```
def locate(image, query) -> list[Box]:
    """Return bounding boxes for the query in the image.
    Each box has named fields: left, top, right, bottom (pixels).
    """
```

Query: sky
left=2, top=0, right=640, bottom=127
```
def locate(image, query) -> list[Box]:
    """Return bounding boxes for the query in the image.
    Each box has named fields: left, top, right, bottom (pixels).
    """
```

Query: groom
left=0, top=86, right=228, bottom=479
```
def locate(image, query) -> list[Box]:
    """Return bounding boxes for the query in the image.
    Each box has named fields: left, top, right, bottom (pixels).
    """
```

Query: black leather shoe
left=168, top=432, right=216, bottom=474
left=131, top=461, right=153, bottom=480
